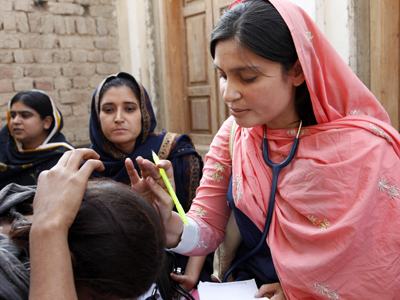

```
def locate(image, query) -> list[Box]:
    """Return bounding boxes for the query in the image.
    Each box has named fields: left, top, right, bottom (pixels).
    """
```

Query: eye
left=217, top=70, right=227, bottom=81
left=241, top=76, right=256, bottom=83
left=101, top=107, right=114, bottom=113
left=10, top=112, right=16, bottom=118
left=21, top=113, right=32, bottom=119
left=125, top=106, right=137, bottom=112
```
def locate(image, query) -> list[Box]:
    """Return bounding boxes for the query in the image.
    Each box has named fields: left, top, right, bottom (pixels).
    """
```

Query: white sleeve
left=168, top=217, right=200, bottom=254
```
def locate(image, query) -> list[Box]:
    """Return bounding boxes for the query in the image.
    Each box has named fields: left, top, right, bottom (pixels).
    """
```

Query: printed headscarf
left=89, top=72, right=203, bottom=210
left=0, top=90, right=73, bottom=189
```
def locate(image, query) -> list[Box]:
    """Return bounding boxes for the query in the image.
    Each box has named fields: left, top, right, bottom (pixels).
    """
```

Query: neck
left=22, top=135, right=48, bottom=150
left=115, top=142, right=136, bottom=154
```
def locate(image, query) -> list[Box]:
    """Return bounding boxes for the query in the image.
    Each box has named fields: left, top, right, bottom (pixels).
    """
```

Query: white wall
left=288, top=0, right=353, bottom=66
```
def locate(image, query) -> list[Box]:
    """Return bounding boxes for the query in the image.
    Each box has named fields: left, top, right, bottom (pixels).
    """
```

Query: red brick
left=14, top=78, right=34, bottom=91
left=0, top=66, right=24, bottom=79
left=0, top=80, right=14, bottom=93
left=96, top=63, right=119, bottom=75
left=0, top=51, right=14, bottom=64
left=24, top=65, right=61, bottom=78
left=14, top=49, right=34, bottom=63
left=62, top=63, right=95, bottom=77
left=15, top=12, right=29, bottom=33
left=34, top=78, right=53, bottom=91
left=47, top=3, right=85, bottom=16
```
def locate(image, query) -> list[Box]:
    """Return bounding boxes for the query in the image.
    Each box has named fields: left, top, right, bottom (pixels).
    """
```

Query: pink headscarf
left=229, top=0, right=400, bottom=298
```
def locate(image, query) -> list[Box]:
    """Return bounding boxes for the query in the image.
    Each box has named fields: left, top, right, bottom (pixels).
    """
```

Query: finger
left=270, top=294, right=286, bottom=300
left=64, top=148, right=100, bottom=170
left=54, top=150, right=73, bottom=168
left=78, top=159, right=105, bottom=179
left=146, top=176, right=173, bottom=209
left=125, top=158, right=140, bottom=185
left=255, top=283, right=282, bottom=298
left=156, top=159, right=174, bottom=177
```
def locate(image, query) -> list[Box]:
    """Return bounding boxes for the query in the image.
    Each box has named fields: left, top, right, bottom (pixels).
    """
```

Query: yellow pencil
left=152, top=151, right=189, bottom=226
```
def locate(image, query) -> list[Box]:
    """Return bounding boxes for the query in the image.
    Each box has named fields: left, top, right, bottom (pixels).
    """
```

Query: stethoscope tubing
left=222, top=121, right=302, bottom=283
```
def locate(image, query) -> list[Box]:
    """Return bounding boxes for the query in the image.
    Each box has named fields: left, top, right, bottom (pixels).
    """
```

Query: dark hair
left=99, top=75, right=141, bottom=106
left=10, top=90, right=56, bottom=132
left=210, top=0, right=317, bottom=126
left=11, top=178, right=165, bottom=299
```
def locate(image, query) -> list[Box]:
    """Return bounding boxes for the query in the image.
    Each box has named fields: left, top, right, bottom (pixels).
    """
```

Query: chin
left=233, top=118, right=257, bottom=128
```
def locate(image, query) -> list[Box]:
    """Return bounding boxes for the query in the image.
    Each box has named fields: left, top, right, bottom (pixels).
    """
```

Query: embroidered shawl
left=0, top=92, right=73, bottom=189
left=186, top=1, right=400, bottom=299
left=89, top=72, right=203, bottom=210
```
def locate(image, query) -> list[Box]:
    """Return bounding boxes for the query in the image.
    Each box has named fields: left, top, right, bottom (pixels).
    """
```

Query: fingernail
left=147, top=176, right=154, bottom=184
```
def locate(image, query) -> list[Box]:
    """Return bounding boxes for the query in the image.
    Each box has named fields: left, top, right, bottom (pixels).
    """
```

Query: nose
left=114, top=108, right=124, bottom=123
left=221, top=79, right=241, bottom=104
left=11, top=114, right=22, bottom=124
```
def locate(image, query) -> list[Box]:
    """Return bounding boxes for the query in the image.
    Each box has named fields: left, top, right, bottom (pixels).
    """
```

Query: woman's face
left=99, top=85, right=142, bottom=154
left=214, top=39, right=303, bottom=129
left=9, top=101, right=52, bottom=150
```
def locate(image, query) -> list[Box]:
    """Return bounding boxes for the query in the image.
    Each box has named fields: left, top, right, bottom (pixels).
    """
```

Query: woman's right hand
left=129, top=157, right=184, bottom=248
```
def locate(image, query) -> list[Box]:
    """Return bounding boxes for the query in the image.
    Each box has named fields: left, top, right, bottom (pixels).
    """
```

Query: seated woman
left=89, top=72, right=202, bottom=212
left=0, top=149, right=165, bottom=300
left=89, top=72, right=211, bottom=292
left=0, top=90, right=74, bottom=189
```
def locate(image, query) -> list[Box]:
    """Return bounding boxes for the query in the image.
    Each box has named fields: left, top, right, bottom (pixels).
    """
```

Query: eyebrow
left=101, top=101, right=138, bottom=106
left=9, top=110, right=33, bottom=114
left=214, top=64, right=261, bottom=72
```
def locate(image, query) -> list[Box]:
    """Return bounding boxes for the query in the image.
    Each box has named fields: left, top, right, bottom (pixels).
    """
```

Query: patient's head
left=12, top=178, right=165, bottom=299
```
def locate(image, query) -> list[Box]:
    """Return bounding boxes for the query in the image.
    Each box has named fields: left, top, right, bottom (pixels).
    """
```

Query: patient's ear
left=291, top=59, right=305, bottom=87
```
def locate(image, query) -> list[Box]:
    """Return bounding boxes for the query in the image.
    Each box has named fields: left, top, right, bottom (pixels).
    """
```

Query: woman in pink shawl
left=133, top=0, right=400, bottom=299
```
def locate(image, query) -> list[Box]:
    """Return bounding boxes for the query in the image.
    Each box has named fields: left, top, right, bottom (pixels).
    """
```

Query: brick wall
left=0, top=0, right=121, bottom=147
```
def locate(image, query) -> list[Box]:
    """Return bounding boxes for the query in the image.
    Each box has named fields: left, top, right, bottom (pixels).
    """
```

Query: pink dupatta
left=228, top=0, right=400, bottom=298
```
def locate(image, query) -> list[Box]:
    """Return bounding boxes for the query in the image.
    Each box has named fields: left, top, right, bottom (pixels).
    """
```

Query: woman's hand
left=128, top=156, right=184, bottom=248
left=30, top=149, right=104, bottom=300
left=255, top=283, right=286, bottom=300
left=127, top=156, right=175, bottom=219
left=170, top=273, right=197, bottom=292
left=32, top=149, right=104, bottom=234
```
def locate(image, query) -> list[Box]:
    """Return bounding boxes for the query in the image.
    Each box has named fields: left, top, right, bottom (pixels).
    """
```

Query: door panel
left=181, top=0, right=219, bottom=157
left=160, top=0, right=233, bottom=158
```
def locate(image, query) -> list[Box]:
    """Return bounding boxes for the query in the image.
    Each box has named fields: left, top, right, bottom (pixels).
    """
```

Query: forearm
left=185, top=255, right=207, bottom=281
left=165, top=211, right=184, bottom=248
left=29, top=224, right=77, bottom=300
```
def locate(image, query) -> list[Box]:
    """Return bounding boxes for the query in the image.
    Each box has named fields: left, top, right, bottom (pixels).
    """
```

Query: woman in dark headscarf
left=0, top=90, right=74, bottom=189
left=89, top=72, right=203, bottom=212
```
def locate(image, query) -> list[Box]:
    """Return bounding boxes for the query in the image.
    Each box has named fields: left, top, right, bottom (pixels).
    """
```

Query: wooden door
left=159, top=0, right=232, bottom=158
left=180, top=0, right=233, bottom=157
left=213, top=0, right=234, bottom=125
left=180, top=0, right=219, bottom=157
left=370, top=0, right=400, bottom=131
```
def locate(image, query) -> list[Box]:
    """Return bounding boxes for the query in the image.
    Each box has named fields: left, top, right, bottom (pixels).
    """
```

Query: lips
left=12, top=128, right=23, bottom=134
left=230, top=107, right=248, bottom=116
left=112, top=128, right=128, bottom=132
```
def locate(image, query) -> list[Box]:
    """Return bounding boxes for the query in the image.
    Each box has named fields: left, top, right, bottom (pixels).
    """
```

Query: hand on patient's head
left=32, top=149, right=104, bottom=233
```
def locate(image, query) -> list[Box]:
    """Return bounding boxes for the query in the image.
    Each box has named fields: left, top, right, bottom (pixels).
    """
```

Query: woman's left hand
left=255, top=282, right=286, bottom=300
left=32, top=149, right=104, bottom=234
left=126, top=156, right=175, bottom=203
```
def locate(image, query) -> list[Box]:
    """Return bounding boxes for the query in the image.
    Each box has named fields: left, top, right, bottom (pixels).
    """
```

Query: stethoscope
left=222, top=120, right=303, bottom=283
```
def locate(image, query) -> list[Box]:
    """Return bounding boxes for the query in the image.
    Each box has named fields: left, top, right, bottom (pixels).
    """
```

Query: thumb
left=146, top=176, right=173, bottom=208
